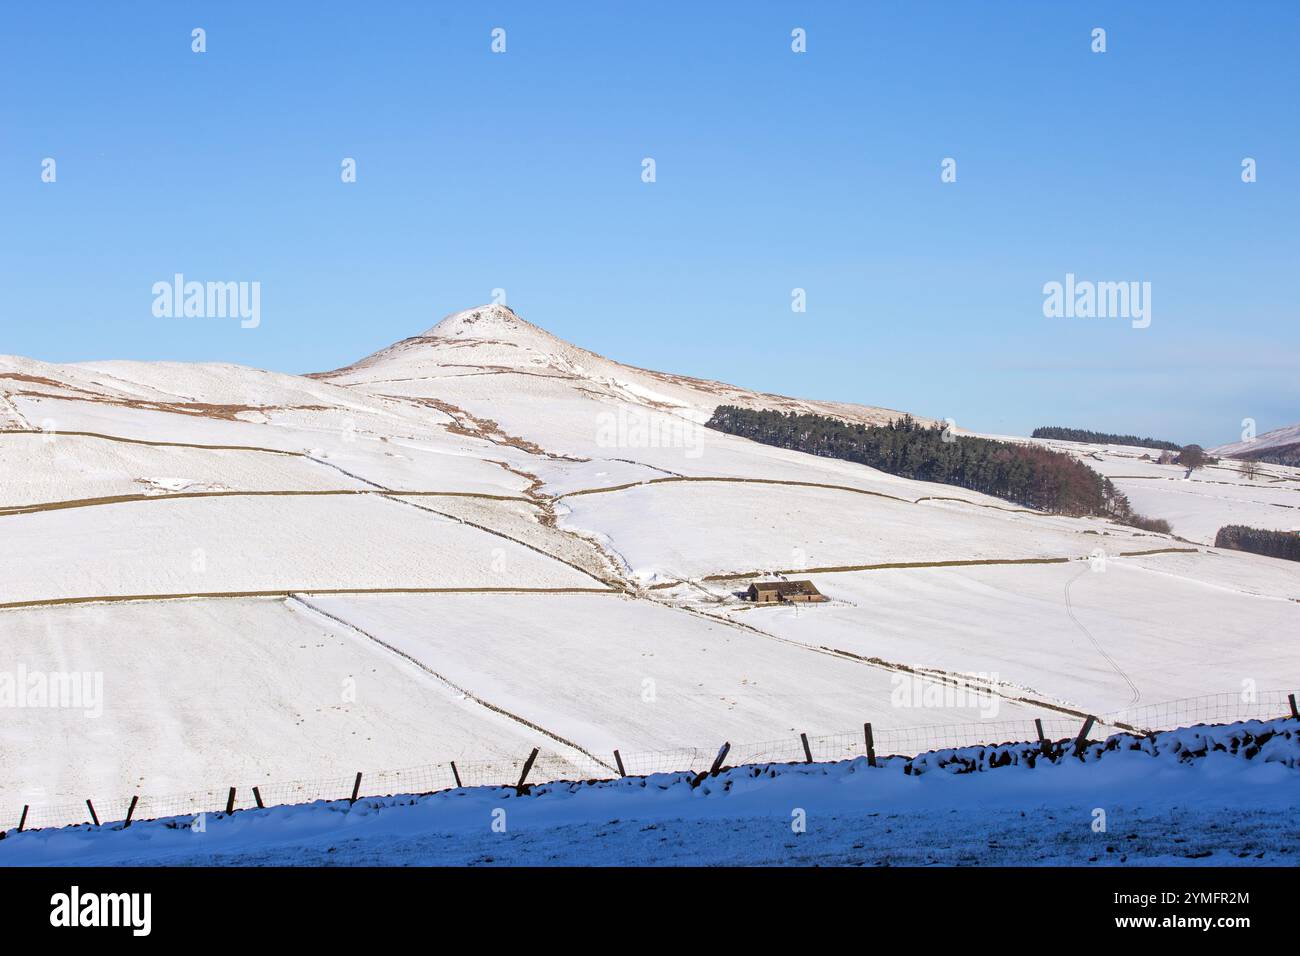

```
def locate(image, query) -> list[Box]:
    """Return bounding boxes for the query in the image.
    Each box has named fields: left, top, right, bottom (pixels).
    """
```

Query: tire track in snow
left=1063, top=566, right=1141, bottom=707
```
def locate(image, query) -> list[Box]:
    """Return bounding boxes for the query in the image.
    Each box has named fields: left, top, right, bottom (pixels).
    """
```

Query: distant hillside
left=709, top=406, right=1167, bottom=530
left=1210, top=423, right=1300, bottom=465
left=1031, top=426, right=1182, bottom=451
left=1232, top=443, right=1300, bottom=467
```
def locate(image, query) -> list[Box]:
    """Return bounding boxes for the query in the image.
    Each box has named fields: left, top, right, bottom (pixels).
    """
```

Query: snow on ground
left=1089, top=455, right=1300, bottom=543
left=557, top=479, right=1152, bottom=583
left=389, top=495, right=614, bottom=583
left=3, top=719, right=1295, bottom=867
left=302, top=591, right=1058, bottom=760
left=701, top=560, right=1300, bottom=717
left=0, top=597, right=572, bottom=829
left=0, top=494, right=597, bottom=605
left=2, top=403, right=533, bottom=499
left=0, top=432, right=365, bottom=507
left=1115, top=545, right=1299, bottom=602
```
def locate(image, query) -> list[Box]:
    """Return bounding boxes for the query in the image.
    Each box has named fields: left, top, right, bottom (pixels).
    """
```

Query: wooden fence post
left=800, top=733, right=813, bottom=764
left=613, top=750, right=626, bottom=777
left=450, top=761, right=462, bottom=788
left=123, top=795, right=139, bottom=828
left=864, top=723, right=877, bottom=767
left=252, top=786, right=264, bottom=809
left=225, top=788, right=236, bottom=814
left=17, top=805, right=28, bottom=833
left=516, top=748, right=540, bottom=792
left=350, top=772, right=363, bottom=804
left=86, top=799, right=100, bottom=827
left=1290, top=693, right=1298, bottom=720
left=709, top=742, right=731, bottom=776
left=1074, top=715, right=1097, bottom=756
left=690, top=742, right=732, bottom=789
left=1035, top=718, right=1052, bottom=756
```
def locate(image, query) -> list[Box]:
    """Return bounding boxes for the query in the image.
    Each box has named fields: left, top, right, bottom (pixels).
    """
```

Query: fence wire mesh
left=1105, top=690, right=1293, bottom=734
left=7, top=689, right=1294, bottom=832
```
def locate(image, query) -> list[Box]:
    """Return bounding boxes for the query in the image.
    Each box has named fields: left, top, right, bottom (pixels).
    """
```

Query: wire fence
left=7, top=688, right=1296, bottom=833
left=1103, top=690, right=1295, bottom=734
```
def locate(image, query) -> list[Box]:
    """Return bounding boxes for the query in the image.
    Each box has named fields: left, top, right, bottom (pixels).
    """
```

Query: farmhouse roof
left=750, top=580, right=822, bottom=596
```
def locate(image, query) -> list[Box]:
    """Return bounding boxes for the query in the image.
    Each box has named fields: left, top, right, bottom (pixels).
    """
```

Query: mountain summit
left=422, top=303, right=540, bottom=340
left=318, top=303, right=917, bottom=431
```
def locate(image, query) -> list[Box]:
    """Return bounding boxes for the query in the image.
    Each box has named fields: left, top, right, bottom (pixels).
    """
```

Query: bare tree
left=1238, top=458, right=1261, bottom=481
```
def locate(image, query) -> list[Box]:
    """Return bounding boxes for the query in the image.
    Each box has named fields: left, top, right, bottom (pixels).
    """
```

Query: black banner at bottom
left=0, top=865, right=1279, bottom=940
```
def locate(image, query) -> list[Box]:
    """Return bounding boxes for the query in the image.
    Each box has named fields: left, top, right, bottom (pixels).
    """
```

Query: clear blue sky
left=2, top=2, right=1296, bottom=446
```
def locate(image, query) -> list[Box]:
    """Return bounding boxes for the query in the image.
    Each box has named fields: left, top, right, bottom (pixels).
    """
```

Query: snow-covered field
left=302, top=591, right=1057, bottom=754
left=705, top=561, right=1300, bottom=716
left=558, top=479, right=1158, bottom=584
left=0, top=597, right=569, bottom=828
left=3, top=304, right=1297, bottom=850
left=1012, top=435, right=1300, bottom=544
left=3, top=719, right=1295, bottom=867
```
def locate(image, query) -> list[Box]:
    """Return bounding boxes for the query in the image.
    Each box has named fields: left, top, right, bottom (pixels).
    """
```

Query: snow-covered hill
left=2, top=304, right=1297, bottom=833
left=1211, top=422, right=1300, bottom=464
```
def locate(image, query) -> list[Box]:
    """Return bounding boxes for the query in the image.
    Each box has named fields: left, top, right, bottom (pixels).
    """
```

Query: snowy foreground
left=3, top=719, right=1296, bottom=867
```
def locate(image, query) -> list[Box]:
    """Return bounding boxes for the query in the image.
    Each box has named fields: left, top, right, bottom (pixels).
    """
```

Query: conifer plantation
left=708, top=407, right=1170, bottom=531
left=1030, top=426, right=1182, bottom=451
left=1214, top=525, right=1300, bottom=562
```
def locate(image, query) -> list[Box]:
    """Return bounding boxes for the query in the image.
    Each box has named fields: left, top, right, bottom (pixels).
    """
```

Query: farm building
left=746, top=580, right=828, bottom=604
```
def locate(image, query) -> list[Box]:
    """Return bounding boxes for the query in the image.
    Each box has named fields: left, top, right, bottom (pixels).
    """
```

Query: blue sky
left=2, top=1, right=1296, bottom=446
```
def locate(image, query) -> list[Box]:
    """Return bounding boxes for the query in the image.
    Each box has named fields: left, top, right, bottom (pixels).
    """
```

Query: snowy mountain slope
left=1211, top=422, right=1300, bottom=459
left=2, top=303, right=1297, bottom=830
left=316, top=304, right=919, bottom=430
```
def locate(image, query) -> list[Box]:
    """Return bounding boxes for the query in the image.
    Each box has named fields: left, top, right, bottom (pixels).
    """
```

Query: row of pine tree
left=707, top=407, right=1169, bottom=531
left=1030, top=426, right=1183, bottom=451
left=1214, top=525, right=1300, bottom=562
